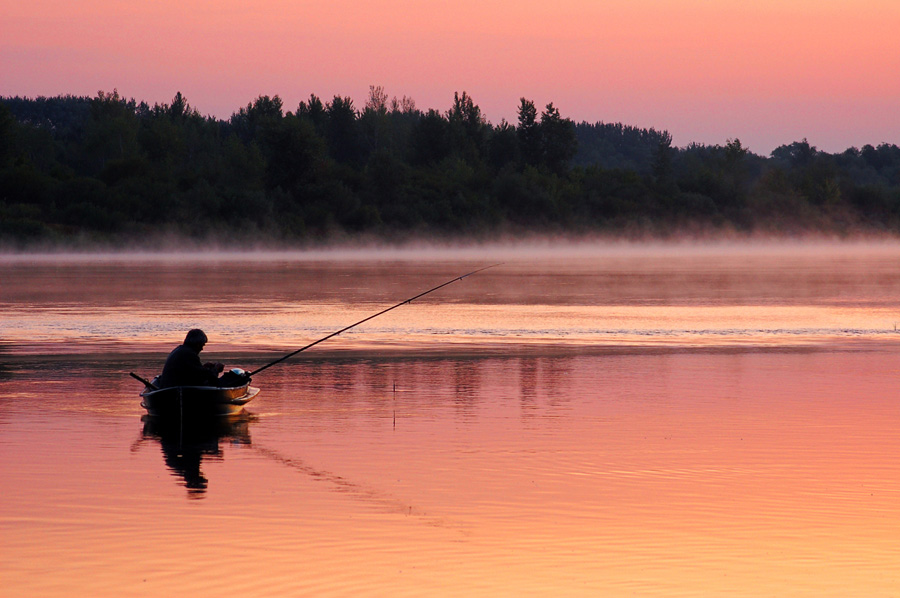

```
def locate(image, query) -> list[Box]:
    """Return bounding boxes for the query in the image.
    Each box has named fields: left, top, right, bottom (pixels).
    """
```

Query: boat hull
left=140, top=381, right=259, bottom=419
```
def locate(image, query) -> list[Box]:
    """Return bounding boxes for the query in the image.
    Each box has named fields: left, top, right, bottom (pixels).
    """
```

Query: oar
left=248, top=263, right=501, bottom=377
left=130, top=371, right=159, bottom=390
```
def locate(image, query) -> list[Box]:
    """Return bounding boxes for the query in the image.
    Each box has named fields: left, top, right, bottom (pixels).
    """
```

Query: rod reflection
left=133, top=415, right=462, bottom=531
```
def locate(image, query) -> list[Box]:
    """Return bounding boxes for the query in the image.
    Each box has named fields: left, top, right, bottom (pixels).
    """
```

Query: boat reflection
left=138, top=413, right=255, bottom=497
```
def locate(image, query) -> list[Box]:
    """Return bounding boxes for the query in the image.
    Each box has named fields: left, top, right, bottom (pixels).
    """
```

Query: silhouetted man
left=158, top=329, right=224, bottom=388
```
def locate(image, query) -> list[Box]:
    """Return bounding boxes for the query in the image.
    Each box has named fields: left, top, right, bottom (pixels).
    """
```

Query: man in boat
left=158, top=329, right=225, bottom=388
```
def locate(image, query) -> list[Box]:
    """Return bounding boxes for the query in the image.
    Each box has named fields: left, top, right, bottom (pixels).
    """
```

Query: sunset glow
left=3, top=0, right=898, bottom=153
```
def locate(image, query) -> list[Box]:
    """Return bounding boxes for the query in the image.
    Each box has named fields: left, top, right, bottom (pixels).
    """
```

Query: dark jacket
left=158, top=344, right=219, bottom=388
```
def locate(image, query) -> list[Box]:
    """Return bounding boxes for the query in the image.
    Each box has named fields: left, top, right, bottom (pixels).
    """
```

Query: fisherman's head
left=184, top=328, right=208, bottom=352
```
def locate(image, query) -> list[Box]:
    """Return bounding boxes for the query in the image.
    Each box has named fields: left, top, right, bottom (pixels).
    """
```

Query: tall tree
left=168, top=91, right=197, bottom=120
left=231, top=95, right=285, bottom=142
left=361, top=85, right=392, bottom=153
left=651, top=130, right=675, bottom=187
left=364, top=85, right=389, bottom=115
left=411, top=109, right=450, bottom=165
left=297, top=94, right=327, bottom=136
left=539, top=103, right=576, bottom=175
left=325, top=95, right=362, bottom=165
left=446, top=91, right=486, bottom=162
left=517, top=98, right=541, bottom=167
left=84, top=89, right=140, bottom=172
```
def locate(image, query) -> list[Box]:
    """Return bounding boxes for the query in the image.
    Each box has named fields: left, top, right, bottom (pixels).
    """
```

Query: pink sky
left=2, top=0, right=898, bottom=154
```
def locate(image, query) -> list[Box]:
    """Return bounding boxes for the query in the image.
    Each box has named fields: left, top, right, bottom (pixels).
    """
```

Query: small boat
left=140, top=376, right=259, bottom=419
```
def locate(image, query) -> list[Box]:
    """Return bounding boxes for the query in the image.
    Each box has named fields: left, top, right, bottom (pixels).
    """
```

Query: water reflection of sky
left=5, top=245, right=900, bottom=596
left=4, top=349, right=900, bottom=596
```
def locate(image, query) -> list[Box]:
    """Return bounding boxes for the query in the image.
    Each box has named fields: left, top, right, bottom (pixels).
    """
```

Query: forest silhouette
left=2, top=88, right=899, bottom=247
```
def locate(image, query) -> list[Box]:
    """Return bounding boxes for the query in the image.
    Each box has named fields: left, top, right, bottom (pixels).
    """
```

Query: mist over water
left=3, top=241, right=900, bottom=596
left=3, top=239, right=900, bottom=359
left=6, top=235, right=900, bottom=262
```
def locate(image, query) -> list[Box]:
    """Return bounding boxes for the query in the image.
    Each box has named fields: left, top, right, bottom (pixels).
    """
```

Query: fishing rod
left=130, top=371, right=159, bottom=390
left=247, top=263, right=501, bottom=377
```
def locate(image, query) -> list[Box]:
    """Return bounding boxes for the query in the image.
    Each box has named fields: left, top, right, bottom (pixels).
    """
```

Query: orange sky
left=2, top=0, right=898, bottom=153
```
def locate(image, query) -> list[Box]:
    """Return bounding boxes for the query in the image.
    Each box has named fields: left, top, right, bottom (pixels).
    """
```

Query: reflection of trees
left=260, top=356, right=580, bottom=418
left=453, top=359, right=480, bottom=417
left=134, top=414, right=254, bottom=498
left=519, top=358, right=538, bottom=409
left=518, top=357, right=575, bottom=414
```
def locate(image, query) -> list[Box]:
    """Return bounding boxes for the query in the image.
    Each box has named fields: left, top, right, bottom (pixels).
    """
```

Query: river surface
left=3, top=242, right=900, bottom=596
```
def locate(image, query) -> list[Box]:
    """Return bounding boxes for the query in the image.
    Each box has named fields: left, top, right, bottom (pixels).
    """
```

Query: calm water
left=3, top=243, right=900, bottom=596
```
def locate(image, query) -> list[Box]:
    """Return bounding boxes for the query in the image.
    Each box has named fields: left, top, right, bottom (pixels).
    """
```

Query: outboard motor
left=219, top=368, right=251, bottom=387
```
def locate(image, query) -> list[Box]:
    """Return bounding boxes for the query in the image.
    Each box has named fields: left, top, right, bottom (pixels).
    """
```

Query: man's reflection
left=139, top=414, right=254, bottom=497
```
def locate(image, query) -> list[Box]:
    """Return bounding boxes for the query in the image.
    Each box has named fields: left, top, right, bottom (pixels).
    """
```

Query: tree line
left=2, top=88, right=899, bottom=247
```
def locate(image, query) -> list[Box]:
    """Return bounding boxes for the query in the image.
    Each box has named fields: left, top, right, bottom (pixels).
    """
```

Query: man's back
left=158, top=344, right=218, bottom=388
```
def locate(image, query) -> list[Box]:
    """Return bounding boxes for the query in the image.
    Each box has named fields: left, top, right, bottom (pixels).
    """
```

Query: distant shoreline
left=4, top=94, right=900, bottom=249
